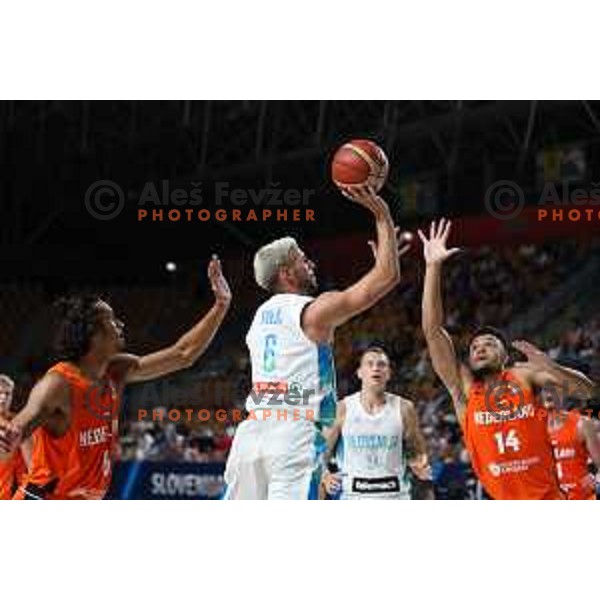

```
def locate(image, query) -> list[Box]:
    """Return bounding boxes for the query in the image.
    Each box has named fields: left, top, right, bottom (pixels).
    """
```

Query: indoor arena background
left=1, top=100, right=599, bottom=498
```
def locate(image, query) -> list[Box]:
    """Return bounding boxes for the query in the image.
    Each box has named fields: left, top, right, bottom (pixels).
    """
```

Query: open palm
left=208, top=255, right=232, bottom=306
left=418, top=219, right=460, bottom=265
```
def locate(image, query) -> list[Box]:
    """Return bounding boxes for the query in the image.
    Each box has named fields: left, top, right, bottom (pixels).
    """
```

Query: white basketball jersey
left=339, top=392, right=407, bottom=499
left=245, top=293, right=337, bottom=424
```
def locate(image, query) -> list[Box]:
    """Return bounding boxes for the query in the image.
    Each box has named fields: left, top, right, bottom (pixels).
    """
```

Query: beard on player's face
left=294, top=252, right=318, bottom=294
left=279, top=256, right=318, bottom=294
left=469, top=364, right=500, bottom=380
left=300, top=270, right=318, bottom=294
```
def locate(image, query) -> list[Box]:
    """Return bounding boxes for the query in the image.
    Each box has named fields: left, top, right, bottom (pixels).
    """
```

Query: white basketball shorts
left=223, top=415, right=322, bottom=500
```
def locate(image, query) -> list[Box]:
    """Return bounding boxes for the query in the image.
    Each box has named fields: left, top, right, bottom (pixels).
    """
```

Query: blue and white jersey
left=339, top=392, right=408, bottom=499
left=245, top=293, right=336, bottom=425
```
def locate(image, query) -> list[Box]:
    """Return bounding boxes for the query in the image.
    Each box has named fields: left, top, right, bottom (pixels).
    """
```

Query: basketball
left=331, top=139, right=389, bottom=192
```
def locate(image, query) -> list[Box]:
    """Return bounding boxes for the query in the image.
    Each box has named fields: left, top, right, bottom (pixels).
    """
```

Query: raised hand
left=368, top=227, right=412, bottom=260
left=208, top=255, right=232, bottom=308
left=417, top=219, right=460, bottom=265
left=338, top=183, right=391, bottom=219
left=512, top=340, right=554, bottom=371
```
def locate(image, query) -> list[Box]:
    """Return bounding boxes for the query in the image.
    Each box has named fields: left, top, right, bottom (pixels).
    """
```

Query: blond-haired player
left=224, top=185, right=409, bottom=499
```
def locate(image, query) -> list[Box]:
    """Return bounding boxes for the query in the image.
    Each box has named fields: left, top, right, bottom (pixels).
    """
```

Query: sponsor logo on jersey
left=487, top=456, right=540, bottom=477
left=351, top=476, right=400, bottom=494
left=253, top=381, right=289, bottom=394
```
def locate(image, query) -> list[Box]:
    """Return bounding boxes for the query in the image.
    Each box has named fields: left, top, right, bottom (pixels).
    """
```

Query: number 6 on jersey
left=263, top=334, right=277, bottom=373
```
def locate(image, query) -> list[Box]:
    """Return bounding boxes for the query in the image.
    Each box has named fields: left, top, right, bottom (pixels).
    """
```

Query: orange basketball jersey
left=549, top=411, right=596, bottom=500
left=16, top=362, right=120, bottom=500
left=0, top=450, right=26, bottom=500
left=462, top=370, right=563, bottom=500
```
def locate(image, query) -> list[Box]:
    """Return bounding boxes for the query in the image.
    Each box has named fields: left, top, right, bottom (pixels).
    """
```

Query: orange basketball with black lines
left=331, top=139, right=389, bottom=192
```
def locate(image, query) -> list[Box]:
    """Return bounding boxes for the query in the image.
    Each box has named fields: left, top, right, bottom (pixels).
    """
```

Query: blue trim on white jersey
left=317, top=343, right=337, bottom=427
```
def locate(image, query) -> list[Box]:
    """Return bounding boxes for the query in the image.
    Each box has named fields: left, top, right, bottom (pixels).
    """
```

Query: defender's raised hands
left=208, top=255, right=232, bottom=308
left=368, top=227, right=411, bottom=260
left=418, top=219, right=460, bottom=265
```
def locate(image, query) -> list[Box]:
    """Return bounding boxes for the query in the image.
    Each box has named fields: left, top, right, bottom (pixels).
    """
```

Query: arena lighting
left=165, top=261, right=177, bottom=272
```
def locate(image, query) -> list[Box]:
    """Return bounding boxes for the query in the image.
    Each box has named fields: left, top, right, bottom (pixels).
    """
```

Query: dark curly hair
left=468, top=326, right=510, bottom=353
left=53, top=295, right=104, bottom=362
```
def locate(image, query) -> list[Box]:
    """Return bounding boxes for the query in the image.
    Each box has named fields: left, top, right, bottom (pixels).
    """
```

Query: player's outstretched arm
left=0, top=373, right=70, bottom=456
left=511, top=339, right=596, bottom=402
left=303, top=185, right=404, bottom=342
left=123, top=256, right=232, bottom=384
left=418, top=220, right=466, bottom=419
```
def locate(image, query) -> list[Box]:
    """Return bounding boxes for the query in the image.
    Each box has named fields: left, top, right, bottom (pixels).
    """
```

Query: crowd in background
left=0, top=238, right=596, bottom=497
left=107, top=237, right=599, bottom=498
left=117, top=419, right=234, bottom=464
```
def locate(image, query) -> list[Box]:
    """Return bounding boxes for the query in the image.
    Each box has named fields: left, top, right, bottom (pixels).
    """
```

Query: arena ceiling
left=1, top=100, right=600, bottom=279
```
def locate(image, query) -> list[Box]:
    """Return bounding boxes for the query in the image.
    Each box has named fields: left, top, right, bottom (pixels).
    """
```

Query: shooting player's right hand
left=339, top=184, right=391, bottom=220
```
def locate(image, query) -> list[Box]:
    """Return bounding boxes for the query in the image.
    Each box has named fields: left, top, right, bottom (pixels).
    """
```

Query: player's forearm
left=335, top=213, right=399, bottom=314
left=410, top=431, right=428, bottom=462
left=371, top=211, right=400, bottom=290
left=13, top=395, right=59, bottom=440
left=9, top=406, right=47, bottom=443
left=422, top=263, right=445, bottom=336
left=405, top=413, right=428, bottom=466
left=322, top=424, right=342, bottom=467
left=6, top=375, right=70, bottom=445
left=174, top=301, right=230, bottom=367
left=546, top=363, right=595, bottom=398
